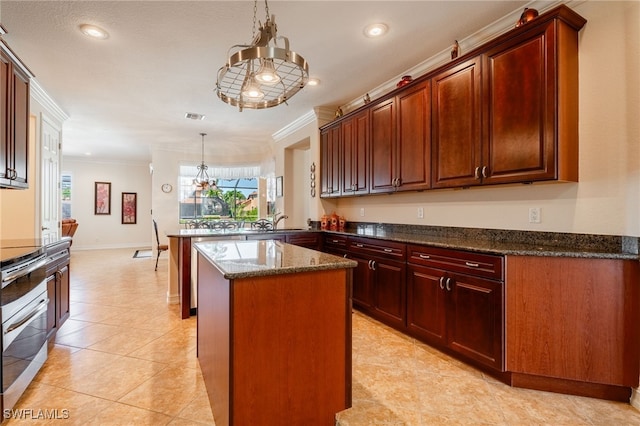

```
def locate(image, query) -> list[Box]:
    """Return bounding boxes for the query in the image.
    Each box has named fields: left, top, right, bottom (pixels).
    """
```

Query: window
left=178, top=165, right=274, bottom=222
left=61, top=172, right=72, bottom=219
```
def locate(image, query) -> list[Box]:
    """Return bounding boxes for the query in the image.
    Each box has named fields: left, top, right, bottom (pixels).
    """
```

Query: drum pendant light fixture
left=215, top=0, right=309, bottom=111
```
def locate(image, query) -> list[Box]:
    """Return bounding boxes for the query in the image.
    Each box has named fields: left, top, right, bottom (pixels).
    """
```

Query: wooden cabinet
left=286, top=232, right=321, bottom=250
left=320, top=122, right=341, bottom=197
left=348, top=237, right=406, bottom=329
left=369, top=98, right=396, bottom=193
left=45, top=239, right=71, bottom=339
left=433, top=9, right=584, bottom=188
left=395, top=80, right=431, bottom=191
left=0, top=46, right=30, bottom=189
left=407, top=245, right=504, bottom=371
left=371, top=82, right=431, bottom=193
left=431, top=57, right=482, bottom=188
left=320, top=5, right=585, bottom=195
left=341, top=109, right=369, bottom=195
left=506, top=256, right=639, bottom=399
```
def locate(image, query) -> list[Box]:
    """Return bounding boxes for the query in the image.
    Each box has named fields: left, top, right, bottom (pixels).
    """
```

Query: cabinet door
left=432, top=57, right=482, bottom=188
left=369, top=98, right=396, bottom=193
left=396, top=81, right=431, bottom=191
left=447, top=271, right=503, bottom=371
left=371, top=258, right=406, bottom=329
left=46, top=274, right=57, bottom=338
left=407, top=264, right=447, bottom=346
left=0, top=52, right=11, bottom=184
left=286, top=232, right=320, bottom=250
left=320, top=124, right=341, bottom=197
left=482, top=21, right=557, bottom=184
left=57, top=265, right=70, bottom=327
left=350, top=255, right=373, bottom=310
left=341, top=110, right=369, bottom=196
left=11, top=64, right=29, bottom=187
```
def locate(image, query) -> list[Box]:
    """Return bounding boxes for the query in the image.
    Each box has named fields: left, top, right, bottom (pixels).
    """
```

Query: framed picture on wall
left=276, top=176, right=283, bottom=198
left=121, top=192, right=137, bottom=224
left=94, top=182, right=111, bottom=215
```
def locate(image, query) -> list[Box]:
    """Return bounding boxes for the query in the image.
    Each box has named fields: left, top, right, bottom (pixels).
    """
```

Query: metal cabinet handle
left=419, top=254, right=430, bottom=259
left=370, top=260, right=376, bottom=271
left=383, top=248, right=393, bottom=253
left=367, top=260, right=372, bottom=269
left=465, top=262, right=479, bottom=268
left=481, top=166, right=488, bottom=178
left=439, top=276, right=445, bottom=290
left=356, top=243, right=364, bottom=248
left=474, top=167, right=481, bottom=179
left=332, top=239, right=340, bottom=243
left=445, top=277, right=452, bottom=291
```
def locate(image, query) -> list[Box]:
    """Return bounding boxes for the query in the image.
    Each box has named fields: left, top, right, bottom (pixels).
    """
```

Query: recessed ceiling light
left=79, top=24, right=109, bottom=40
left=307, top=78, right=320, bottom=86
left=363, top=23, right=388, bottom=38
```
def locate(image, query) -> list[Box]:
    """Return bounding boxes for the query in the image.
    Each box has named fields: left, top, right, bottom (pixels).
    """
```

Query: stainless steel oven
left=0, top=247, right=48, bottom=414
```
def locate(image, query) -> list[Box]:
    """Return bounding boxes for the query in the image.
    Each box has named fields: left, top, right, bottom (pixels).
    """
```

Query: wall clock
left=161, top=183, right=173, bottom=193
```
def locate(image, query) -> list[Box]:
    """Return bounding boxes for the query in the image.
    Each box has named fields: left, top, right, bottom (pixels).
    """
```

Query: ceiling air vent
left=185, top=112, right=205, bottom=120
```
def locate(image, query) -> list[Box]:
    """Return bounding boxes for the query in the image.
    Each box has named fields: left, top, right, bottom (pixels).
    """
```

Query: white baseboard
left=631, top=388, right=640, bottom=411
left=166, top=292, right=179, bottom=305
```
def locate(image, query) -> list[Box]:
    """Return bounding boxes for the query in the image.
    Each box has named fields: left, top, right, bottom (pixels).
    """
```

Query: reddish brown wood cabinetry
left=320, top=5, right=585, bottom=196
left=506, top=256, right=640, bottom=400
left=369, top=98, right=396, bottom=194
left=407, top=245, right=504, bottom=371
left=431, top=57, right=482, bottom=188
left=341, top=109, right=369, bottom=196
left=347, top=237, right=406, bottom=329
left=320, top=122, right=341, bottom=197
left=45, top=239, right=71, bottom=339
left=395, top=81, right=431, bottom=191
left=0, top=47, right=30, bottom=189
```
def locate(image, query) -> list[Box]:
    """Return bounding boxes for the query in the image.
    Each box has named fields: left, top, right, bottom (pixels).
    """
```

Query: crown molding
left=272, top=109, right=318, bottom=142
left=30, top=78, right=69, bottom=123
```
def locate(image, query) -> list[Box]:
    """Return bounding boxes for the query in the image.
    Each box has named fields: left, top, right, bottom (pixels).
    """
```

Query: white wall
left=61, top=158, right=152, bottom=250
left=295, top=1, right=639, bottom=238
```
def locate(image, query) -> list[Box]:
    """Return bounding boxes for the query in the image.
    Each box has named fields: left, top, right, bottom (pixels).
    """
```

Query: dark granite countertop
left=324, top=223, right=639, bottom=260
left=194, top=239, right=357, bottom=279
left=165, top=223, right=638, bottom=261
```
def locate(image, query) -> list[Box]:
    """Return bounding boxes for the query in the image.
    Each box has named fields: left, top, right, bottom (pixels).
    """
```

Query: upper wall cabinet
left=320, top=122, right=341, bottom=197
left=321, top=5, right=586, bottom=198
left=341, top=109, right=369, bottom=196
left=0, top=40, right=31, bottom=189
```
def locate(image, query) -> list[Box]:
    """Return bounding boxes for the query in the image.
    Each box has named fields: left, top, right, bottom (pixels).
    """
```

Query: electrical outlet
left=360, top=208, right=365, bottom=217
left=417, top=207, right=424, bottom=219
left=528, top=207, right=541, bottom=223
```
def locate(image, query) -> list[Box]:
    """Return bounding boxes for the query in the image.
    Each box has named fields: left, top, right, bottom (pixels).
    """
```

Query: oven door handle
left=5, top=298, right=49, bottom=335
left=1, top=256, right=47, bottom=288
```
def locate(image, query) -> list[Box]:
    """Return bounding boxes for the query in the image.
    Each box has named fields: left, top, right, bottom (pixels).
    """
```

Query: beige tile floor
left=6, top=248, right=640, bottom=425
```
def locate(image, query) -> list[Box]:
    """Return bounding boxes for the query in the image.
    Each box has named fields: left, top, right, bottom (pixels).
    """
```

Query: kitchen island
left=194, top=239, right=356, bottom=426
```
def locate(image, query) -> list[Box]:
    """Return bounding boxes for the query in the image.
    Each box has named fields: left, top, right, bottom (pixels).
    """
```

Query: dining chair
left=153, top=219, right=169, bottom=271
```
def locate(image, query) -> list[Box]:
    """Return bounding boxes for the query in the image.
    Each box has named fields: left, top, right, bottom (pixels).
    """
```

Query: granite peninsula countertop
left=194, top=239, right=357, bottom=279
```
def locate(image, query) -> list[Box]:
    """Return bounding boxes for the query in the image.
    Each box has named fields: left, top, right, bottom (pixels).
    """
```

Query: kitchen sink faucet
left=272, top=212, right=288, bottom=229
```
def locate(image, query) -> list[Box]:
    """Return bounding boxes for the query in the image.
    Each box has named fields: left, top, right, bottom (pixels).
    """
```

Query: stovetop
left=0, top=237, right=62, bottom=267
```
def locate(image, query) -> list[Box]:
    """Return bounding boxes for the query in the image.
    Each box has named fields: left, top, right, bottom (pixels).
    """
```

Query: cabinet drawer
left=408, top=245, right=503, bottom=280
left=349, top=237, right=406, bottom=262
left=323, top=234, right=348, bottom=252
left=286, top=232, right=320, bottom=249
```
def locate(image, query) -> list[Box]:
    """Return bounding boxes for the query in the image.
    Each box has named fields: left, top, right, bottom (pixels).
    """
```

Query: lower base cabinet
left=321, top=232, right=638, bottom=401
left=407, top=261, right=504, bottom=371
left=45, top=240, right=71, bottom=339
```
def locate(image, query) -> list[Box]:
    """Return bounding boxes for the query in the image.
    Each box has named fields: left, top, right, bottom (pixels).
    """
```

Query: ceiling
left=1, top=0, right=530, bottom=164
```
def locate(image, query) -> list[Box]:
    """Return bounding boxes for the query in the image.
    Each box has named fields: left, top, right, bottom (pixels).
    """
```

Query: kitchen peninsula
left=194, top=239, right=356, bottom=425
